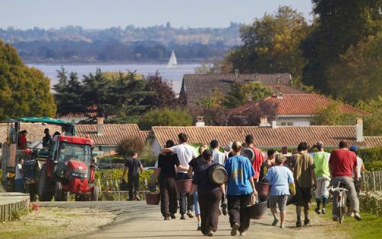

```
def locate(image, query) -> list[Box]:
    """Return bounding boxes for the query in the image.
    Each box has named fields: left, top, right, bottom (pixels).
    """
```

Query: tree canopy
left=0, top=40, right=56, bottom=120
left=227, top=6, right=309, bottom=82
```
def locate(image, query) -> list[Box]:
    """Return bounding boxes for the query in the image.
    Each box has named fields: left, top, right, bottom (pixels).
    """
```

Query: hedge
left=358, top=148, right=382, bottom=171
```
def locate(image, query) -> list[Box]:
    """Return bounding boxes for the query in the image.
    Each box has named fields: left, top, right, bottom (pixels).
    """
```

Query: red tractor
left=38, top=135, right=98, bottom=201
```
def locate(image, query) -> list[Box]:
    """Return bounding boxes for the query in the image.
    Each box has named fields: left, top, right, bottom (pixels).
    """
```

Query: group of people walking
left=130, top=133, right=364, bottom=237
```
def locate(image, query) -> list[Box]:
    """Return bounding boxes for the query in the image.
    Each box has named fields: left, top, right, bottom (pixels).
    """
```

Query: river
left=28, top=63, right=201, bottom=93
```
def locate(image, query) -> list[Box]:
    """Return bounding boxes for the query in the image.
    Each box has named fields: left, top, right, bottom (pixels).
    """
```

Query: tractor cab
left=48, top=136, right=94, bottom=199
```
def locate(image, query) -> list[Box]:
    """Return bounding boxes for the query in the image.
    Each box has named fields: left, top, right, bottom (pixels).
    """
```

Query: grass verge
left=321, top=205, right=382, bottom=238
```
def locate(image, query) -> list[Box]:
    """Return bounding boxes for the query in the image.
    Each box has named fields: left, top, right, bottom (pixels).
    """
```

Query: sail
left=167, top=50, right=178, bottom=67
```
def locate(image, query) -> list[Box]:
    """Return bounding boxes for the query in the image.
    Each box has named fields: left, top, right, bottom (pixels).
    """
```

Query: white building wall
left=151, top=138, right=162, bottom=156
left=276, top=116, right=313, bottom=127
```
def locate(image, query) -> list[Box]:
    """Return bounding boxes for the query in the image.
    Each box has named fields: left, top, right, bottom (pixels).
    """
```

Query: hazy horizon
left=0, top=0, right=313, bottom=29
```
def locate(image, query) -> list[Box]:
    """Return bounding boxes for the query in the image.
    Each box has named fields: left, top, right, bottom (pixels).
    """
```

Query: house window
left=281, top=122, right=287, bottom=126
left=287, top=122, right=293, bottom=126
left=281, top=122, right=293, bottom=126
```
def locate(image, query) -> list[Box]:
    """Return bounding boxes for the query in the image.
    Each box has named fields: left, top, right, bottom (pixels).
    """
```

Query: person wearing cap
left=190, top=150, right=225, bottom=237
left=349, top=145, right=364, bottom=196
left=225, top=141, right=257, bottom=236
left=310, top=141, right=331, bottom=215
left=188, top=145, right=209, bottom=230
left=329, top=141, right=361, bottom=221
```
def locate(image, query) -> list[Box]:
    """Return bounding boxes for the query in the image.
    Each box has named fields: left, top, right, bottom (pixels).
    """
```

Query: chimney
left=97, top=117, right=104, bottom=136
left=356, top=118, right=363, bottom=142
left=259, top=117, right=270, bottom=127
left=195, top=116, right=205, bottom=127
left=271, top=120, right=277, bottom=129
left=234, top=69, right=240, bottom=79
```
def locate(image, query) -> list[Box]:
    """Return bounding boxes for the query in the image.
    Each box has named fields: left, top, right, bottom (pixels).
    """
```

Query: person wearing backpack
left=310, top=141, right=331, bottom=215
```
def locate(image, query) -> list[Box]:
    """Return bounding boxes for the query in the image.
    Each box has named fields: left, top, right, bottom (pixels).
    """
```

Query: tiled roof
left=152, top=126, right=366, bottom=148
left=0, top=123, right=62, bottom=143
left=76, top=124, right=144, bottom=146
left=265, top=94, right=370, bottom=116
left=364, top=137, right=382, bottom=148
left=180, top=73, right=292, bottom=105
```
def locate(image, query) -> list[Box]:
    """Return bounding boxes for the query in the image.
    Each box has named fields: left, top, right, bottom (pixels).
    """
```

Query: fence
left=362, top=170, right=382, bottom=192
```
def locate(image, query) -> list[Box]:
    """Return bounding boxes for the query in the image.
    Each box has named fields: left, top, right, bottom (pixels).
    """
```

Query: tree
left=326, top=34, right=382, bottom=103
left=224, top=82, right=273, bottom=109
left=116, top=137, right=145, bottom=159
left=53, top=68, right=85, bottom=114
left=138, top=108, right=193, bottom=130
left=0, top=40, right=56, bottom=120
left=312, top=102, right=357, bottom=125
left=142, top=72, right=176, bottom=108
left=357, top=96, right=382, bottom=136
left=227, top=6, right=309, bottom=82
left=301, top=0, right=382, bottom=93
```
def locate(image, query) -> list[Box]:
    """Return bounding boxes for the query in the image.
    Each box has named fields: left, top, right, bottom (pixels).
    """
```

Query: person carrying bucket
left=161, top=133, right=196, bottom=220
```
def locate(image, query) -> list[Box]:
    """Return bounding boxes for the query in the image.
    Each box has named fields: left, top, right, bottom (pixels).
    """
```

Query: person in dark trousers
left=288, top=142, right=316, bottom=227
left=225, top=141, right=257, bottom=237
left=188, top=145, right=208, bottom=230
left=190, top=149, right=225, bottom=237
left=42, top=128, right=52, bottom=148
left=161, top=133, right=196, bottom=220
left=121, top=152, right=144, bottom=201
left=155, top=140, right=188, bottom=220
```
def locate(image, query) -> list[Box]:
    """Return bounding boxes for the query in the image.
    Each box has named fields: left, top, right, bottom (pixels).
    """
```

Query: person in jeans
left=121, top=152, right=143, bottom=201
left=225, top=141, right=257, bottom=236
left=329, top=141, right=362, bottom=221
left=15, top=158, right=25, bottom=192
left=188, top=145, right=208, bottom=230
left=190, top=149, right=225, bottom=237
left=311, top=141, right=331, bottom=215
left=156, top=140, right=186, bottom=220
left=162, top=133, right=196, bottom=219
left=265, top=154, right=295, bottom=228
left=288, top=142, right=316, bottom=227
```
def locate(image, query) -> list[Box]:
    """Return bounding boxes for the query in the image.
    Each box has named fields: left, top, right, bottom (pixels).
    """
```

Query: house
left=263, top=94, right=371, bottom=126
left=179, top=73, right=301, bottom=106
left=75, top=118, right=148, bottom=155
left=149, top=119, right=373, bottom=155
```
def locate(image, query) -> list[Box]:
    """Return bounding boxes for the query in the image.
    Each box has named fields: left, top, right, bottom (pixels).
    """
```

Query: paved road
left=39, top=201, right=347, bottom=239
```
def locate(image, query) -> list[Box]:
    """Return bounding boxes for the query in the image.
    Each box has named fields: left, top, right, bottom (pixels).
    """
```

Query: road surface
left=39, top=201, right=348, bottom=239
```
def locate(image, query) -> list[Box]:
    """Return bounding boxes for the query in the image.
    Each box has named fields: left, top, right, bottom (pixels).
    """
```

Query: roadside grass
left=321, top=205, right=382, bottom=238
left=0, top=225, right=56, bottom=238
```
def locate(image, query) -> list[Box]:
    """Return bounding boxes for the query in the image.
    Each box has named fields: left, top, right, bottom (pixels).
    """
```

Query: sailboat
left=167, top=50, right=178, bottom=68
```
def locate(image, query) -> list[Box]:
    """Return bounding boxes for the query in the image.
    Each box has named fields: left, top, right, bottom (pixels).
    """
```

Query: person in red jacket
left=245, top=135, right=265, bottom=182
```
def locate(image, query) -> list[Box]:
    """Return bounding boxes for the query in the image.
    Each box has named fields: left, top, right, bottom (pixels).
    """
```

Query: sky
left=0, top=0, right=313, bottom=29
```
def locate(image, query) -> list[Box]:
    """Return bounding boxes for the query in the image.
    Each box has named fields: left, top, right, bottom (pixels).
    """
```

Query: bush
left=116, top=137, right=145, bottom=158
left=358, top=148, right=382, bottom=171
left=138, top=108, right=193, bottom=130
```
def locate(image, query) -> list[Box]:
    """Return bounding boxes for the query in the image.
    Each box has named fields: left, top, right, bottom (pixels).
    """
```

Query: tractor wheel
left=54, top=182, right=67, bottom=201
left=91, top=186, right=99, bottom=201
left=38, top=164, right=54, bottom=201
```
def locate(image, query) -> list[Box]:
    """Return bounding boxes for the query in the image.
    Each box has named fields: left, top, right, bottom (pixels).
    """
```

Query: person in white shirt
left=210, top=140, right=226, bottom=165
left=15, top=158, right=25, bottom=192
left=162, top=133, right=196, bottom=220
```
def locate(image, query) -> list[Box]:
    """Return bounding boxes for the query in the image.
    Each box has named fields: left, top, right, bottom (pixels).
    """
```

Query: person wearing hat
left=190, top=149, right=225, bottom=237
left=225, top=141, right=257, bottom=236
left=310, top=141, right=331, bottom=215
